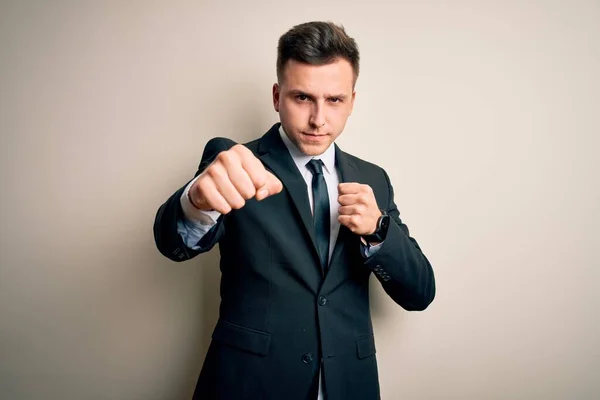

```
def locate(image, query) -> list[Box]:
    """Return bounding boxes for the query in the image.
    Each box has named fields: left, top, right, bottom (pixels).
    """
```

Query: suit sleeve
left=363, top=169, right=436, bottom=311
left=153, top=137, right=237, bottom=262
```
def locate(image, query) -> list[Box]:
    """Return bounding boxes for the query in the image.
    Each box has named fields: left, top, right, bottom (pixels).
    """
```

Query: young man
left=154, top=21, right=435, bottom=400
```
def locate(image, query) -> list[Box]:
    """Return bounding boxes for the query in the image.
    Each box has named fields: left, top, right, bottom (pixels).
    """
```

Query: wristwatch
left=362, top=211, right=390, bottom=244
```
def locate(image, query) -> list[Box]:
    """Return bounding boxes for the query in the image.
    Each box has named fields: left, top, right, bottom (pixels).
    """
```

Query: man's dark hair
left=277, top=21, right=360, bottom=85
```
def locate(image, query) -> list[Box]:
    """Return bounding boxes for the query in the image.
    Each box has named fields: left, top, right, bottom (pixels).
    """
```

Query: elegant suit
left=153, top=123, right=436, bottom=399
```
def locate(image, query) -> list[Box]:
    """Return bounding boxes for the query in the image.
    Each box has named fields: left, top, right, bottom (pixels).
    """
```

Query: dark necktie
left=306, top=159, right=330, bottom=271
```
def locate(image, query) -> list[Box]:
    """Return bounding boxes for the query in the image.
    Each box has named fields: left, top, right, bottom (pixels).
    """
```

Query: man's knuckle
left=216, top=151, right=227, bottom=162
left=233, top=144, right=248, bottom=154
left=195, top=180, right=205, bottom=194
left=241, top=186, right=256, bottom=199
left=231, top=198, right=246, bottom=209
left=220, top=151, right=237, bottom=166
left=254, top=171, right=267, bottom=187
left=197, top=176, right=211, bottom=192
left=206, top=164, right=220, bottom=177
left=221, top=204, right=232, bottom=214
left=239, top=147, right=256, bottom=162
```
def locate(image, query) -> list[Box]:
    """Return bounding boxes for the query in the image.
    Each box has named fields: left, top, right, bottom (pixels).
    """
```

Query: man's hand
left=338, top=183, right=382, bottom=236
left=188, top=144, right=283, bottom=214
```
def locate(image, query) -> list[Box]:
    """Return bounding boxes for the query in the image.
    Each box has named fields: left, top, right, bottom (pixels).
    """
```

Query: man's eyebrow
left=288, top=89, right=313, bottom=97
left=288, top=90, right=348, bottom=99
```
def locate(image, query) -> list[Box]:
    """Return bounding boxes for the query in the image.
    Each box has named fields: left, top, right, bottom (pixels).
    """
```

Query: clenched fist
left=338, top=182, right=382, bottom=236
left=188, top=144, right=283, bottom=214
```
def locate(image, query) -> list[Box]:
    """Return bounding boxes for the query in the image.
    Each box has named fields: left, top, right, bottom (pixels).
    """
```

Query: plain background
left=1, top=1, right=599, bottom=399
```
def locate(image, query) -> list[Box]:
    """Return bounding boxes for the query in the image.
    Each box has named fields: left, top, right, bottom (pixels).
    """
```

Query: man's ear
left=272, top=83, right=280, bottom=112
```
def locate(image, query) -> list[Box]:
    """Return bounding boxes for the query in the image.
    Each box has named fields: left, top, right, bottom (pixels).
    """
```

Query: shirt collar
left=278, top=125, right=336, bottom=175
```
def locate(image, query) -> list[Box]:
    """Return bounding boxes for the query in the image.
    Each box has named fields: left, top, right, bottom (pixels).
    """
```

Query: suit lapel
left=257, top=124, right=364, bottom=284
left=257, top=124, right=321, bottom=267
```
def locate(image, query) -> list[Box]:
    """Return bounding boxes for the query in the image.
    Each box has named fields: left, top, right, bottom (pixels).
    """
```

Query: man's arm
left=153, top=137, right=235, bottom=262
left=153, top=137, right=283, bottom=262
left=362, top=169, right=436, bottom=311
left=338, top=170, right=435, bottom=311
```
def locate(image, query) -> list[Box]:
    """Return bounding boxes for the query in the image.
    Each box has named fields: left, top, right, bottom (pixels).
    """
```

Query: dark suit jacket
left=154, top=123, right=435, bottom=400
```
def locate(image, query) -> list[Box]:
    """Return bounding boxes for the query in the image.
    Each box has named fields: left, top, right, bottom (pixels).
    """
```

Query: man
left=154, top=21, right=435, bottom=400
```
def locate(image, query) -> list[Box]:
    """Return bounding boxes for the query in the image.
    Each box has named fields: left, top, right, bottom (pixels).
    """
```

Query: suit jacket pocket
left=212, top=320, right=272, bottom=356
left=356, top=334, right=376, bottom=359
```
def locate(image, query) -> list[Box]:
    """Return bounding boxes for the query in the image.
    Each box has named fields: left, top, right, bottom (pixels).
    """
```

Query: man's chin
left=298, top=143, right=328, bottom=156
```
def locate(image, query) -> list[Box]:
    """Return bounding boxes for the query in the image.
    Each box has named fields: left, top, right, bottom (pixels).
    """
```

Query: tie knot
left=306, top=159, right=324, bottom=176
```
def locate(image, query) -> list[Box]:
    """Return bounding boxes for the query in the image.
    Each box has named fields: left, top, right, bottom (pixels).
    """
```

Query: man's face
left=273, top=58, right=356, bottom=156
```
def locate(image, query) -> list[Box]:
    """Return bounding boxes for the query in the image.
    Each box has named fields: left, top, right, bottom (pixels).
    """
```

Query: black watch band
left=363, top=211, right=390, bottom=244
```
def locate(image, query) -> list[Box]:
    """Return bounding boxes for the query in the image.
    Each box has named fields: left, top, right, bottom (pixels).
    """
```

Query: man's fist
left=188, top=144, right=283, bottom=214
left=338, top=183, right=382, bottom=236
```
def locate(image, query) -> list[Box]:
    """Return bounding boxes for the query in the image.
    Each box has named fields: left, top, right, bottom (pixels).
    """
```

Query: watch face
left=365, top=213, right=390, bottom=243
left=382, top=215, right=390, bottom=229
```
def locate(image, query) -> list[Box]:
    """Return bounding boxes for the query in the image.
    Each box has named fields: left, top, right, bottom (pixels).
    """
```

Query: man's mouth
left=302, top=132, right=326, bottom=137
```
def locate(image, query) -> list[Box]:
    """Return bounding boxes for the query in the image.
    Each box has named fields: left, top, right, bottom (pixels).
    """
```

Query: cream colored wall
left=1, top=1, right=598, bottom=399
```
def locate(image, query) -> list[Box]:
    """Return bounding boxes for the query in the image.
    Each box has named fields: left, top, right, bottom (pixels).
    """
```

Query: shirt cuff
left=360, top=240, right=384, bottom=258
left=180, top=175, right=222, bottom=227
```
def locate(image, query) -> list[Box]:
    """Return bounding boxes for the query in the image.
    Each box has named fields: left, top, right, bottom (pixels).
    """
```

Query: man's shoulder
left=243, top=137, right=262, bottom=153
left=339, top=148, right=386, bottom=175
left=202, top=135, right=261, bottom=154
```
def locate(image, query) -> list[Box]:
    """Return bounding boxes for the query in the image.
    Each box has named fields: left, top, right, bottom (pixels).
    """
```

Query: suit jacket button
left=318, top=296, right=327, bottom=306
left=302, top=353, right=313, bottom=364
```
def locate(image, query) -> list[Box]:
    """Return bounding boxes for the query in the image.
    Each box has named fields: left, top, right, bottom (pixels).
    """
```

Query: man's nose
left=309, top=103, right=326, bottom=129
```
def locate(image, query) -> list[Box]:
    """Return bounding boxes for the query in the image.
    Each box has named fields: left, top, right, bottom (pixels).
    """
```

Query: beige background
left=1, top=1, right=599, bottom=399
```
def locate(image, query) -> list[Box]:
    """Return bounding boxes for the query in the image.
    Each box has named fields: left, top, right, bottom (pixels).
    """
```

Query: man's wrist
left=361, top=237, right=381, bottom=246
left=362, top=211, right=390, bottom=244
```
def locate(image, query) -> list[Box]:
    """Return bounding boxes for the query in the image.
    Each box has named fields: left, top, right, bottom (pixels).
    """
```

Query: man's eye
left=296, top=95, right=309, bottom=101
left=329, top=97, right=341, bottom=103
